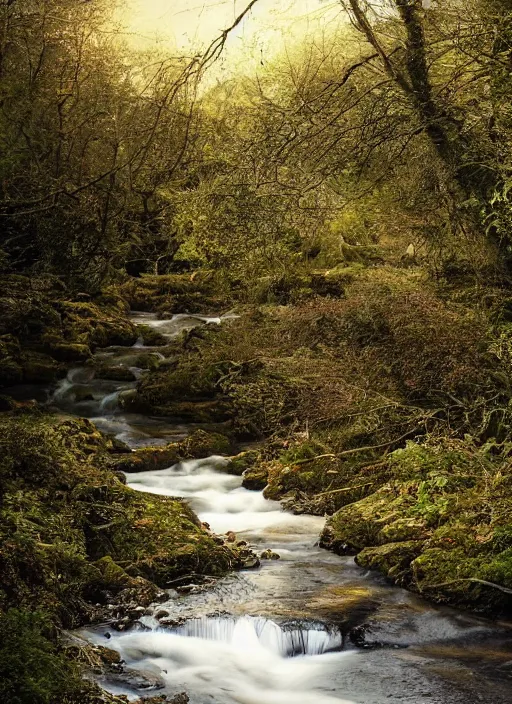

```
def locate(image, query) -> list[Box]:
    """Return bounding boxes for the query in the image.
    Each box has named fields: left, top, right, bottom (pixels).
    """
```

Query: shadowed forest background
left=1, top=1, right=512, bottom=702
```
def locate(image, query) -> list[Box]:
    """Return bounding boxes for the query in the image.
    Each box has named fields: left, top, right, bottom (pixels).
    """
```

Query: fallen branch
left=294, top=429, right=418, bottom=466
left=295, top=453, right=337, bottom=465
left=165, top=573, right=216, bottom=588
left=420, top=578, right=512, bottom=596
left=314, top=482, right=374, bottom=498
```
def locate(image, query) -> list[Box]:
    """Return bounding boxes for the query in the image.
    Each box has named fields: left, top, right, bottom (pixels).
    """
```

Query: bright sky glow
left=122, top=1, right=343, bottom=67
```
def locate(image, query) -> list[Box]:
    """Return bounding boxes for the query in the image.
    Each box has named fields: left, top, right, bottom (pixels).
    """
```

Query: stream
left=48, top=312, right=512, bottom=704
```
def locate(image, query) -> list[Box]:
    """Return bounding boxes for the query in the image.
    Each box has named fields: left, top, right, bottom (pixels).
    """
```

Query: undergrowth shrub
left=0, top=609, right=87, bottom=704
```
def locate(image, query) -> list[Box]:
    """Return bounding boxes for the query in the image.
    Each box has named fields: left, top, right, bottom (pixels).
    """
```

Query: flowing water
left=48, top=312, right=512, bottom=704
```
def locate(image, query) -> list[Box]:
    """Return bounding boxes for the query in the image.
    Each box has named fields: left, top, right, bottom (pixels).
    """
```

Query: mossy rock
left=93, top=556, right=133, bottom=590
left=0, top=413, right=238, bottom=628
left=378, top=518, right=428, bottom=544
left=91, top=319, right=137, bottom=348
left=21, top=351, right=63, bottom=383
left=356, top=541, right=424, bottom=579
left=179, top=429, right=232, bottom=457
left=242, top=464, right=269, bottom=490
left=96, top=645, right=123, bottom=666
left=112, top=430, right=232, bottom=473
left=41, top=334, right=92, bottom=362
left=225, top=450, right=260, bottom=476
left=321, top=490, right=397, bottom=552
left=111, top=273, right=224, bottom=313
left=93, top=363, right=137, bottom=382
left=136, top=363, right=219, bottom=404
left=0, top=280, right=141, bottom=387
left=57, top=301, right=137, bottom=349
left=319, top=438, right=512, bottom=614
left=0, top=334, right=24, bottom=386
left=155, top=400, right=229, bottom=423
left=135, top=324, right=168, bottom=346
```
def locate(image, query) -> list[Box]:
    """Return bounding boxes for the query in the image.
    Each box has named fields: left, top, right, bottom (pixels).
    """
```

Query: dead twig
left=295, top=428, right=418, bottom=465
left=420, top=578, right=512, bottom=596
left=314, top=482, right=374, bottom=498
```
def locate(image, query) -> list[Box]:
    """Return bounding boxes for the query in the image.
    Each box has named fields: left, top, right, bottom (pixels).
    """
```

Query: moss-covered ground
left=0, top=275, right=137, bottom=388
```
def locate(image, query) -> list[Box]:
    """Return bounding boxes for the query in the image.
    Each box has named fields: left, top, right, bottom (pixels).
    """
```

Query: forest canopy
left=0, top=0, right=510, bottom=289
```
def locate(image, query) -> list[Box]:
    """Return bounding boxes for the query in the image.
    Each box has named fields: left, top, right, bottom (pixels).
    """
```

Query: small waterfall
left=86, top=618, right=355, bottom=704
left=170, top=616, right=344, bottom=656
left=52, top=367, right=94, bottom=403
left=128, top=366, right=145, bottom=380
left=52, top=377, right=74, bottom=403
left=100, top=390, right=121, bottom=413
left=67, top=366, right=96, bottom=384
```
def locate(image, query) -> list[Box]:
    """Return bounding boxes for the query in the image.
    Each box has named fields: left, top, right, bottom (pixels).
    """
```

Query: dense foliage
left=1, top=1, right=512, bottom=284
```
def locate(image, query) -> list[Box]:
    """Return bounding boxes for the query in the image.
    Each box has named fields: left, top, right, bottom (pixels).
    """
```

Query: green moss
left=378, top=518, right=428, bottom=543
left=479, top=549, right=512, bottom=588
left=226, top=450, right=260, bottom=476
left=135, top=324, right=168, bottom=346
left=242, top=465, right=269, bottom=490
left=0, top=413, right=237, bottom=627
left=40, top=335, right=91, bottom=362
left=179, top=429, right=232, bottom=456
left=321, top=490, right=395, bottom=551
left=58, top=301, right=137, bottom=349
left=137, top=362, right=220, bottom=403
left=0, top=276, right=141, bottom=383
left=21, top=351, right=63, bottom=383
left=320, top=439, right=512, bottom=613
left=356, top=541, right=423, bottom=577
left=111, top=273, right=227, bottom=313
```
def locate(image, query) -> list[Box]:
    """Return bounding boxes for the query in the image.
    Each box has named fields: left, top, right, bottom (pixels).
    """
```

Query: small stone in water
left=260, top=549, right=281, bottom=560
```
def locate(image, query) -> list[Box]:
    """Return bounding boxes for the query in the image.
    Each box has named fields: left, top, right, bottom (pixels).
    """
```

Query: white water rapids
left=125, top=456, right=323, bottom=535
left=89, top=619, right=355, bottom=704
